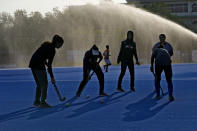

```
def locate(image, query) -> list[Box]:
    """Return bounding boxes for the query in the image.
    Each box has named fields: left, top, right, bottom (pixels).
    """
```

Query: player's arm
left=133, top=42, right=140, bottom=65
left=97, top=52, right=103, bottom=64
left=150, top=50, right=156, bottom=72
left=169, top=44, right=174, bottom=56
left=47, top=54, right=55, bottom=84
left=117, top=42, right=123, bottom=64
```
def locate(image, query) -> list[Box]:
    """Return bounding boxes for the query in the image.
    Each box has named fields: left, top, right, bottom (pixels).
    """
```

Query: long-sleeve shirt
left=83, top=49, right=103, bottom=70
left=117, top=39, right=138, bottom=63
left=29, top=42, right=55, bottom=78
left=152, top=42, right=173, bottom=57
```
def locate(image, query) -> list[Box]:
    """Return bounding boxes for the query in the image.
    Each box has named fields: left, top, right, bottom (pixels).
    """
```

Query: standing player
left=76, top=45, right=108, bottom=97
left=117, top=31, right=140, bottom=92
left=29, top=34, right=64, bottom=108
left=152, top=34, right=173, bottom=57
left=103, top=45, right=111, bottom=72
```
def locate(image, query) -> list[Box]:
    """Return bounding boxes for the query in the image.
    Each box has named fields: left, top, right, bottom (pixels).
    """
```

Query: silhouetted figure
left=29, top=34, right=64, bottom=108
left=150, top=44, right=174, bottom=101
left=152, top=34, right=173, bottom=57
left=117, top=31, right=140, bottom=92
left=76, top=45, right=108, bottom=97
left=103, top=45, right=111, bottom=72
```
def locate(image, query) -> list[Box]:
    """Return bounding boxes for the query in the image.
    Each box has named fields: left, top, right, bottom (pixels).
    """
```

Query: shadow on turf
left=122, top=91, right=170, bottom=122
left=0, top=96, right=95, bottom=122
left=0, top=91, right=131, bottom=122
left=0, top=91, right=168, bottom=122
left=66, top=91, right=131, bottom=118
left=28, top=91, right=130, bottom=119
left=0, top=107, right=38, bottom=123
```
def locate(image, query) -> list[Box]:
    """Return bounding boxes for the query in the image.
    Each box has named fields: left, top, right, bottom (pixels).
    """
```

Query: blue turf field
left=0, top=64, right=197, bottom=131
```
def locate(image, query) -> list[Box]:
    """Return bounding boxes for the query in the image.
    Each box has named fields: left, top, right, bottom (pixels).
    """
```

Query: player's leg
left=128, top=62, right=135, bottom=92
left=76, top=69, right=90, bottom=97
left=117, top=61, right=127, bottom=92
left=93, top=65, right=108, bottom=96
left=155, top=65, right=163, bottom=99
left=164, top=65, right=174, bottom=101
left=31, top=69, right=42, bottom=106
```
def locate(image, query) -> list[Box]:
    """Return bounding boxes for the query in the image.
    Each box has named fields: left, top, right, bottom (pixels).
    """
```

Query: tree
left=142, top=2, right=185, bottom=26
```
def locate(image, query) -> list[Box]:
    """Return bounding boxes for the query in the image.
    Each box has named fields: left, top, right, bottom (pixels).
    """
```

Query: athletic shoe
left=169, top=96, right=175, bottom=101
left=117, top=88, right=125, bottom=92
left=33, top=100, right=40, bottom=107
left=130, top=87, right=136, bottom=92
left=154, top=95, right=161, bottom=100
left=76, top=93, right=81, bottom=97
left=99, top=93, right=109, bottom=96
left=40, top=101, right=51, bottom=108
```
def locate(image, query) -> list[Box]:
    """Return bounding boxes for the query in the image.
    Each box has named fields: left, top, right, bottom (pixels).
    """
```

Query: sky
left=0, top=0, right=127, bottom=14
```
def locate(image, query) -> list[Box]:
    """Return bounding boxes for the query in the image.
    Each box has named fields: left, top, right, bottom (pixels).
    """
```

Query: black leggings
left=155, top=65, right=172, bottom=83
left=118, top=61, right=134, bottom=88
left=155, top=65, right=173, bottom=96
left=31, top=69, right=48, bottom=102
left=77, top=65, right=104, bottom=95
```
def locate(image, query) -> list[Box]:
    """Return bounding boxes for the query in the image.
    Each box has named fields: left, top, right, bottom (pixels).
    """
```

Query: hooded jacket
left=117, top=39, right=138, bottom=63
left=83, top=45, right=103, bottom=70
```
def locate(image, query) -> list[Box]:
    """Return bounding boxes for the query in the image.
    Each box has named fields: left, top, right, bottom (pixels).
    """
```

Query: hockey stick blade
left=53, top=83, right=66, bottom=102
left=60, top=97, right=66, bottom=101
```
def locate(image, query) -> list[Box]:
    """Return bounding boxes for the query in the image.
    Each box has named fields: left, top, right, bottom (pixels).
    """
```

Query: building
left=126, top=0, right=197, bottom=33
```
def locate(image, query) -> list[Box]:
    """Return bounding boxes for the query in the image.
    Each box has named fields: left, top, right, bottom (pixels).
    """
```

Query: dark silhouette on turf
left=151, top=42, right=174, bottom=101
left=76, top=45, right=108, bottom=97
left=117, top=31, right=140, bottom=92
left=29, top=34, right=64, bottom=108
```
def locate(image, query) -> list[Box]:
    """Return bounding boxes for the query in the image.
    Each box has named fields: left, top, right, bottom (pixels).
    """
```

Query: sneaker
left=76, top=93, right=81, bottom=97
left=33, top=100, right=40, bottom=107
left=40, top=101, right=51, bottom=108
left=99, top=93, right=109, bottom=97
left=76, top=94, right=81, bottom=97
left=154, top=95, right=161, bottom=100
left=169, top=96, right=175, bottom=101
left=130, top=87, right=136, bottom=92
left=117, top=88, right=125, bottom=92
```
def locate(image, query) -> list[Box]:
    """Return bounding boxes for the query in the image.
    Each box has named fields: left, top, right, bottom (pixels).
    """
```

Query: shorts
left=104, top=59, right=111, bottom=65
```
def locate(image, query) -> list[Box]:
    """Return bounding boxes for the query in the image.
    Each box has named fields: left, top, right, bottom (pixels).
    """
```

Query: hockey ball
left=100, top=99, right=104, bottom=103
left=86, top=95, right=90, bottom=99
left=65, top=103, right=70, bottom=107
